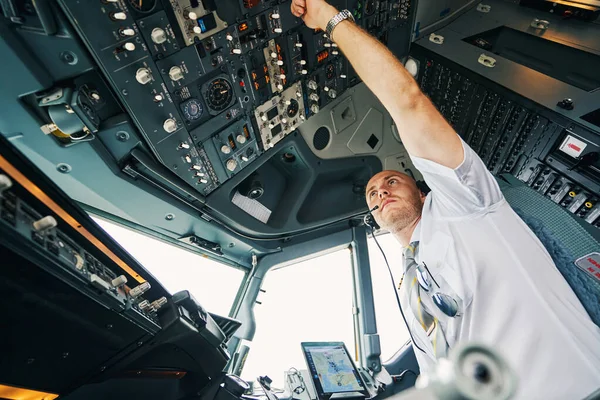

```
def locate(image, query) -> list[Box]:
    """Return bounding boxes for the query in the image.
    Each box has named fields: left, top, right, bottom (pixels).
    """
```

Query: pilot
left=291, top=1, right=600, bottom=399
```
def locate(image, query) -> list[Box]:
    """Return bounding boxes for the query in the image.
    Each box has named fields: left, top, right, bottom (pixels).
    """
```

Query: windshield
left=92, top=217, right=245, bottom=317
left=241, top=248, right=356, bottom=388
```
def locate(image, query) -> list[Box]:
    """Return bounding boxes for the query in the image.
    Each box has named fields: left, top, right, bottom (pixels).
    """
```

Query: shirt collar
left=409, top=219, right=422, bottom=244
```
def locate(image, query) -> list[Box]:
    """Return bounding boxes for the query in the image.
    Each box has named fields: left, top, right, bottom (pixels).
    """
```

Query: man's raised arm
left=291, top=0, right=464, bottom=169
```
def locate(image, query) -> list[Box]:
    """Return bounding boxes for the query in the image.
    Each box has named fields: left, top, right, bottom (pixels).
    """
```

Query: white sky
left=93, top=218, right=409, bottom=388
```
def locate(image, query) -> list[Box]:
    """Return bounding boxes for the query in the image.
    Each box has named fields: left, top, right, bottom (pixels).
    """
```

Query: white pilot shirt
left=404, top=138, right=600, bottom=400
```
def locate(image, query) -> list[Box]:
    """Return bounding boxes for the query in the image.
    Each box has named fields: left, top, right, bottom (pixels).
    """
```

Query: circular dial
left=205, top=78, right=234, bottom=112
left=286, top=99, right=299, bottom=118
left=127, top=0, right=156, bottom=13
left=180, top=98, right=204, bottom=121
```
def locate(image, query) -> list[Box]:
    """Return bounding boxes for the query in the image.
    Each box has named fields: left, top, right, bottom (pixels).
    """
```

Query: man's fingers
left=291, top=4, right=305, bottom=17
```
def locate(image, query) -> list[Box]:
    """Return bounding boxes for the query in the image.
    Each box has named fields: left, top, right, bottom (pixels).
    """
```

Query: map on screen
left=307, top=346, right=364, bottom=393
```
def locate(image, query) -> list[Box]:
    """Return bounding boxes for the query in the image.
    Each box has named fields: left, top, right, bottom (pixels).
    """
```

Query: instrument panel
left=50, top=0, right=414, bottom=197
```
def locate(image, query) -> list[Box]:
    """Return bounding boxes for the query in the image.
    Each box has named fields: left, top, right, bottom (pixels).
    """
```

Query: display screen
left=197, top=14, right=217, bottom=33
left=304, top=345, right=365, bottom=394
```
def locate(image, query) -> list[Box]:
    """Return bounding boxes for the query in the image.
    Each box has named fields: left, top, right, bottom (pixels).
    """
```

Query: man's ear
left=416, top=180, right=430, bottom=194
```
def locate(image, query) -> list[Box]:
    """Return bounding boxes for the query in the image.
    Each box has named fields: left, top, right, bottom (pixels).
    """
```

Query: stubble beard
left=380, top=196, right=423, bottom=234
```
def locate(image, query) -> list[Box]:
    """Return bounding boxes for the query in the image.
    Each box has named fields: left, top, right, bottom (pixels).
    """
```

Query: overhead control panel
left=51, top=0, right=415, bottom=199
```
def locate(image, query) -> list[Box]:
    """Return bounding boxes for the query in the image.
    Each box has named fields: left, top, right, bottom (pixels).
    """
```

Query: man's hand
left=291, top=0, right=338, bottom=31
left=291, top=0, right=464, bottom=169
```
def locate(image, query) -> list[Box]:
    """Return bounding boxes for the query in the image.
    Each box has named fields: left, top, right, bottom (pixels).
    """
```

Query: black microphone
left=364, top=205, right=380, bottom=230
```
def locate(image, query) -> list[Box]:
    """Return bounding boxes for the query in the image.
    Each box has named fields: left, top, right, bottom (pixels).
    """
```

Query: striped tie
left=401, top=241, right=449, bottom=358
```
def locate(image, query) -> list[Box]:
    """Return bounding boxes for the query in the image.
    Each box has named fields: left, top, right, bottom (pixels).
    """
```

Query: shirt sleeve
left=409, top=137, right=504, bottom=217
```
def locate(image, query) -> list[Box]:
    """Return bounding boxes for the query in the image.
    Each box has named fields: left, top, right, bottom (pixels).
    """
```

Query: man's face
left=365, top=170, right=424, bottom=231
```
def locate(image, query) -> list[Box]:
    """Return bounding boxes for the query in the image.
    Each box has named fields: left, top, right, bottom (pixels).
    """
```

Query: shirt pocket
left=422, top=231, right=473, bottom=311
left=407, top=312, right=436, bottom=363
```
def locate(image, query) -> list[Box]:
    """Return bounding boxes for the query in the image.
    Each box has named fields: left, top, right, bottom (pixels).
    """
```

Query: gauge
left=180, top=98, right=204, bottom=121
left=286, top=99, right=299, bottom=118
left=205, top=78, right=234, bottom=112
left=127, top=0, right=156, bottom=13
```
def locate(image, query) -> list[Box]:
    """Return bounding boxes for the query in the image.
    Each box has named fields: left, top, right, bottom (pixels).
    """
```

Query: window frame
left=230, top=226, right=385, bottom=377
left=89, top=210, right=249, bottom=318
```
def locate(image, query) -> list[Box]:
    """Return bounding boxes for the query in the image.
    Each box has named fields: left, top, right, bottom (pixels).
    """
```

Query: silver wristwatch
left=326, top=9, right=355, bottom=40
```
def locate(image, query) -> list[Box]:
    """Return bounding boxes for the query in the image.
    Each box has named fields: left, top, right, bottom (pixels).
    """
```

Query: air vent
left=367, top=134, right=379, bottom=149
left=313, top=127, right=331, bottom=150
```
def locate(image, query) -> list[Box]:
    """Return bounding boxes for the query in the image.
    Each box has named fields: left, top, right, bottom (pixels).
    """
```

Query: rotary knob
left=221, top=145, right=231, bottom=154
left=309, top=93, right=319, bottom=101
left=151, top=28, right=167, bottom=44
left=328, top=89, right=337, bottom=99
left=236, top=134, right=247, bottom=144
left=169, top=66, right=184, bottom=81
left=226, top=159, right=237, bottom=171
left=310, top=103, right=320, bottom=114
left=163, top=118, right=178, bottom=133
left=307, top=80, right=318, bottom=90
left=135, top=68, right=152, bottom=85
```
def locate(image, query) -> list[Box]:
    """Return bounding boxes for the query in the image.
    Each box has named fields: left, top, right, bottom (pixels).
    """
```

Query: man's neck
left=391, top=216, right=421, bottom=247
